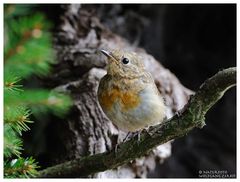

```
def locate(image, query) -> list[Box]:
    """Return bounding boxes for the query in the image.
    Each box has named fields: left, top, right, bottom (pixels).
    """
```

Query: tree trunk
left=40, top=5, right=193, bottom=178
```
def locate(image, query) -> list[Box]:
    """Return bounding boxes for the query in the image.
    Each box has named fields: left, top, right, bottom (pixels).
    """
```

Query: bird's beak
left=101, top=50, right=111, bottom=58
left=100, top=50, right=118, bottom=64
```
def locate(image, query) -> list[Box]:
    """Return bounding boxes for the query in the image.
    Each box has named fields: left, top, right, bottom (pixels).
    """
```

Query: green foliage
left=4, top=4, right=72, bottom=178
left=4, top=124, right=23, bottom=158
left=4, top=4, right=37, bottom=19
left=4, top=157, right=39, bottom=178
left=4, top=106, right=32, bottom=135
left=4, top=73, right=23, bottom=93
left=5, top=90, right=72, bottom=117
left=5, top=11, right=54, bottom=78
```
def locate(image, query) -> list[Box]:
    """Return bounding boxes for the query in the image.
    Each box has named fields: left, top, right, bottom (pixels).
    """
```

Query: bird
left=97, top=49, right=166, bottom=134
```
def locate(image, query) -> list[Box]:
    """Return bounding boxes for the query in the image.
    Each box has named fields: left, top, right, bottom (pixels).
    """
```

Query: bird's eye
left=122, top=58, right=129, bottom=64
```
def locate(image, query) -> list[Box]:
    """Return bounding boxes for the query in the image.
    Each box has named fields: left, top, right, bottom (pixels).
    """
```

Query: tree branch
left=37, top=67, right=236, bottom=178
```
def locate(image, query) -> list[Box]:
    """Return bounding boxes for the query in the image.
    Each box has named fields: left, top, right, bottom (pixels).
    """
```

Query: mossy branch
left=37, top=67, right=236, bottom=178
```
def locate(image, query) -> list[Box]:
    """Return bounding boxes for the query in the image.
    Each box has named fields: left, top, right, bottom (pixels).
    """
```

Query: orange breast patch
left=99, top=88, right=141, bottom=111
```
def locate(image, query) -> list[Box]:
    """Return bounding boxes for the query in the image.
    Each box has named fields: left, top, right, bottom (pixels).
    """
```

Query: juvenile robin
left=97, top=49, right=166, bottom=133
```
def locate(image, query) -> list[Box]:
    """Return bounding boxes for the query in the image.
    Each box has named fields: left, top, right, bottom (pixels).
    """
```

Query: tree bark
left=39, top=5, right=199, bottom=178
left=38, top=67, right=236, bottom=178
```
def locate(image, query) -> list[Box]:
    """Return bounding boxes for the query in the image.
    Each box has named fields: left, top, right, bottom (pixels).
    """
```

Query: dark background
left=94, top=4, right=237, bottom=177
left=26, top=4, right=236, bottom=178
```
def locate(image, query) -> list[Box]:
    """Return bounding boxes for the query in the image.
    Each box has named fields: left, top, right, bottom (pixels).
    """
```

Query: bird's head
left=101, top=49, right=145, bottom=79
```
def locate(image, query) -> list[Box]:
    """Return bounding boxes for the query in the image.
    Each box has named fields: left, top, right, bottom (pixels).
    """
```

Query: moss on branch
left=37, top=67, right=236, bottom=178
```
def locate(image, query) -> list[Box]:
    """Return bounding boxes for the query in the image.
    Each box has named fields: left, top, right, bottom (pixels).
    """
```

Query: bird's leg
left=114, top=130, right=143, bottom=154
left=114, top=143, right=119, bottom=154
left=144, top=127, right=153, bottom=136
left=131, top=129, right=143, bottom=143
left=123, top=130, right=142, bottom=143
left=137, top=130, right=141, bottom=142
left=175, top=111, right=182, bottom=125
left=123, top=132, right=132, bottom=142
left=114, top=132, right=132, bottom=154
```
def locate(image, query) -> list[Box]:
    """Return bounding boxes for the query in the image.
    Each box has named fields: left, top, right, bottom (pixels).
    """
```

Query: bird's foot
left=175, top=110, right=182, bottom=125
left=122, top=130, right=142, bottom=143
left=122, top=132, right=132, bottom=142
left=132, top=130, right=143, bottom=143
left=114, top=143, right=119, bottom=155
